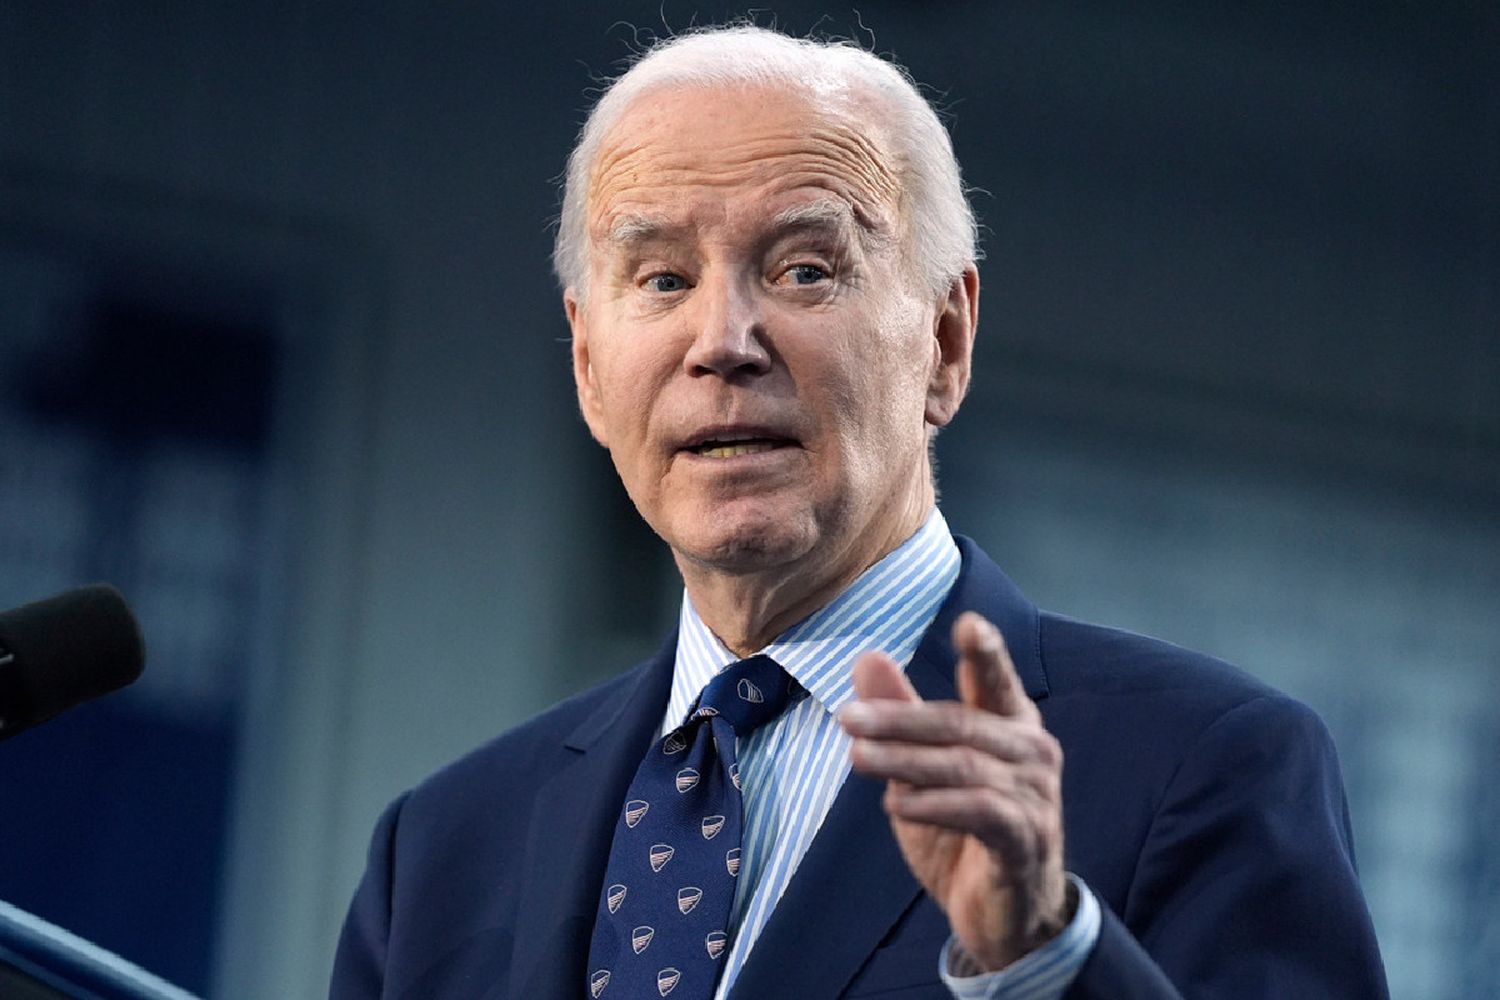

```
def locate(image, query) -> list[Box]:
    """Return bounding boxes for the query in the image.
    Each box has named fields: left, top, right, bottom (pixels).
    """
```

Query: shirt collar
left=665, top=508, right=962, bottom=734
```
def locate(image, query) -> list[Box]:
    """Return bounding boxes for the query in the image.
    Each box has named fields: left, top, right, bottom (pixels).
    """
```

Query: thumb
left=851, top=649, right=921, bottom=704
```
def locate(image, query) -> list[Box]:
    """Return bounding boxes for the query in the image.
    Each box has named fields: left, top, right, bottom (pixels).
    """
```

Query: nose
left=683, top=271, right=772, bottom=379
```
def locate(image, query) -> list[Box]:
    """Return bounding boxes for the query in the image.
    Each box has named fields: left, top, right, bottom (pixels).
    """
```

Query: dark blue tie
left=586, top=654, right=797, bottom=999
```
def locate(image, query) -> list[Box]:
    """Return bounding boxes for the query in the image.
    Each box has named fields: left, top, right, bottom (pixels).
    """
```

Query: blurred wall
left=0, top=3, right=1494, bottom=998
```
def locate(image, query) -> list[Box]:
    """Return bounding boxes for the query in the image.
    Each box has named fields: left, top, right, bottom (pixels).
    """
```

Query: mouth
left=681, top=428, right=799, bottom=460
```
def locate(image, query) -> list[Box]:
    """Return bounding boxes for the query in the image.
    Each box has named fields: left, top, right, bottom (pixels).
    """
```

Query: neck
left=677, top=489, right=935, bottom=658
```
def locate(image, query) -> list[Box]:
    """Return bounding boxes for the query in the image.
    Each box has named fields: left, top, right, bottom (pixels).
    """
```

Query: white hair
left=552, top=25, right=979, bottom=300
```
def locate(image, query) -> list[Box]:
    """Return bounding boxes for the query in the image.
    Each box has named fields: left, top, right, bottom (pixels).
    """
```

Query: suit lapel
left=921, top=536, right=1048, bottom=701
left=502, top=638, right=678, bottom=1000
left=728, top=537, right=1046, bottom=998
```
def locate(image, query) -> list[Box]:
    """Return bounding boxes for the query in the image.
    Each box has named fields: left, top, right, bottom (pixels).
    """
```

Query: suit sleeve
left=330, top=792, right=410, bottom=1000
left=1065, top=695, right=1388, bottom=999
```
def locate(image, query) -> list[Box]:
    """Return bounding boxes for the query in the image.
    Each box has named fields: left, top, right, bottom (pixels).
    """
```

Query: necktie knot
left=692, top=654, right=797, bottom=735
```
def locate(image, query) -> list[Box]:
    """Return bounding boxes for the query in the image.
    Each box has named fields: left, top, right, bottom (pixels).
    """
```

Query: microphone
left=0, top=584, right=146, bottom=743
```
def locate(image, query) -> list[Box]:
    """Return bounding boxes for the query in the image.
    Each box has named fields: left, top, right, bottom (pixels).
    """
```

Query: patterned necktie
left=586, top=654, right=797, bottom=1000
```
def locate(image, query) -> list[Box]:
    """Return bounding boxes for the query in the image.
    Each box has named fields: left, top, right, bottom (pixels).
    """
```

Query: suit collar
left=913, top=535, right=1048, bottom=701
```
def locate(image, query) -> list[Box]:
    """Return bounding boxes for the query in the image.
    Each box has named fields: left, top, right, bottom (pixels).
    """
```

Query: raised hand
left=840, top=611, right=1072, bottom=971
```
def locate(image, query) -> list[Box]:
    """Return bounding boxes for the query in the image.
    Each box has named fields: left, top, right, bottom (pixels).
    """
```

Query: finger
left=841, top=651, right=921, bottom=738
left=882, top=785, right=1063, bottom=864
left=850, top=738, right=1059, bottom=797
left=850, top=649, right=921, bottom=703
left=843, top=696, right=1060, bottom=759
left=954, top=612, right=1036, bottom=722
left=845, top=701, right=1059, bottom=761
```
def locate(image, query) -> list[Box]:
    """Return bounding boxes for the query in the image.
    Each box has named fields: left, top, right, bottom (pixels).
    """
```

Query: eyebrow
left=598, top=198, right=891, bottom=254
left=770, top=199, right=856, bottom=231
left=601, top=214, right=679, bottom=250
left=772, top=198, right=895, bottom=253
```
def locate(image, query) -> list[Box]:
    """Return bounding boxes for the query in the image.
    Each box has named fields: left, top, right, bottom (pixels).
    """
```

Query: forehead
left=586, top=83, right=903, bottom=247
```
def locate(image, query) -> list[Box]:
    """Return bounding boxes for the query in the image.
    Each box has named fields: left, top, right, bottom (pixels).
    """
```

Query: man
left=332, top=26, right=1387, bottom=1000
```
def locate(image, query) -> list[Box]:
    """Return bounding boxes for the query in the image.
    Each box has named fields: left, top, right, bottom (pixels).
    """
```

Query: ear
left=924, top=266, right=979, bottom=428
left=565, top=289, right=611, bottom=448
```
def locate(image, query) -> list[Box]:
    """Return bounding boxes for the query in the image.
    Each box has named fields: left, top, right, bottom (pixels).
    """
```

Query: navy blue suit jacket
left=331, top=538, right=1388, bottom=998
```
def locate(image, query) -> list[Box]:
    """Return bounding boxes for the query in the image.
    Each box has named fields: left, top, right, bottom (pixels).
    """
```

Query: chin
left=670, top=509, right=819, bottom=574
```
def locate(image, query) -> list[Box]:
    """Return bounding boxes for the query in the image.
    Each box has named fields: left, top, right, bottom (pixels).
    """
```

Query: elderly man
left=332, top=26, right=1387, bottom=1000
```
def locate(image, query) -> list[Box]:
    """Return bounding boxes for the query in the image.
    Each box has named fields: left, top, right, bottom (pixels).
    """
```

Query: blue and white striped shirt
left=664, top=509, right=1099, bottom=1000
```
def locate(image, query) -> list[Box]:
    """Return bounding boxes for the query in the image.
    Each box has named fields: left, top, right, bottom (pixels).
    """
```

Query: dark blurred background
left=0, top=3, right=1494, bottom=998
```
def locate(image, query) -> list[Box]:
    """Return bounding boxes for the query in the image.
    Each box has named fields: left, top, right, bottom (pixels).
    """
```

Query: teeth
left=700, top=441, right=777, bottom=459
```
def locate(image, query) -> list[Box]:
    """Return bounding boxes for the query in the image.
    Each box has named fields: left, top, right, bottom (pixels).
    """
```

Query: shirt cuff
left=937, top=873, right=1102, bottom=1000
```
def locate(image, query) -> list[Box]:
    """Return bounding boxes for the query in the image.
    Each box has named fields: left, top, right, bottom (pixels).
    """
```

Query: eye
left=779, top=264, right=829, bottom=286
left=643, top=272, right=689, bottom=293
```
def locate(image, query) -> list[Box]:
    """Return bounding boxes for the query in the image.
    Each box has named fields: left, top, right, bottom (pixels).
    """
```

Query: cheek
left=840, top=323, right=935, bottom=474
left=592, top=345, right=668, bottom=440
left=849, top=312, right=932, bottom=418
left=809, top=363, right=910, bottom=496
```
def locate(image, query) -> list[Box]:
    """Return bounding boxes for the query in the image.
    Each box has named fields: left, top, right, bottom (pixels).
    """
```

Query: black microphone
left=0, top=584, right=146, bottom=743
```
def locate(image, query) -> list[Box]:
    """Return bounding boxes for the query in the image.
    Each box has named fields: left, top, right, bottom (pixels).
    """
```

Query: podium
left=0, top=900, right=199, bottom=999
